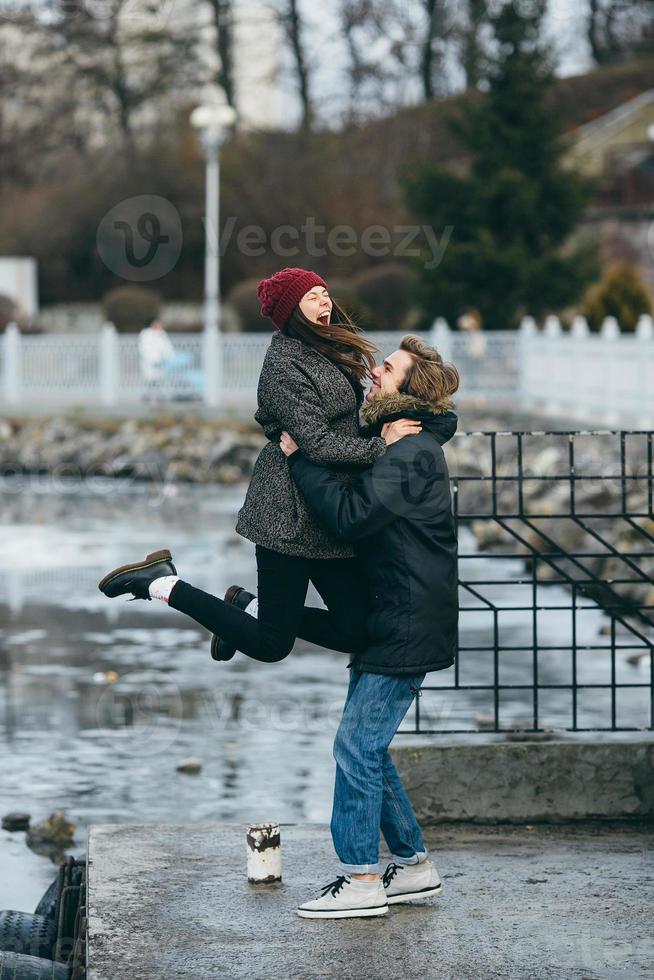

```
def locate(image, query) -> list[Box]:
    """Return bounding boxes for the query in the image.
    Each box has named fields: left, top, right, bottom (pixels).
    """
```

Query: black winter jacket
left=288, top=391, right=459, bottom=675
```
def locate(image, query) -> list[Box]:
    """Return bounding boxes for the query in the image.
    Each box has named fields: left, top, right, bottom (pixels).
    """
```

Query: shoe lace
left=382, top=862, right=404, bottom=888
left=320, top=875, right=350, bottom=898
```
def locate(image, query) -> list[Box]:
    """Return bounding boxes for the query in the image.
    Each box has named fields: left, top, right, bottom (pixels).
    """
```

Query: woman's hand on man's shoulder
left=381, top=419, right=422, bottom=446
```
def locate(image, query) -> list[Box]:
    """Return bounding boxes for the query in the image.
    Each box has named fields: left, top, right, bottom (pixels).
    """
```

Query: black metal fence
left=402, top=430, right=654, bottom=735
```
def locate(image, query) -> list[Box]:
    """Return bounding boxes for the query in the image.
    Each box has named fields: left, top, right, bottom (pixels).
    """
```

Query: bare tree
left=460, top=0, right=487, bottom=89
left=41, top=0, right=205, bottom=155
left=587, top=0, right=654, bottom=65
left=420, top=0, right=449, bottom=100
left=0, top=10, right=90, bottom=185
left=340, top=0, right=370, bottom=118
left=367, top=0, right=455, bottom=103
left=280, top=0, right=314, bottom=132
left=339, top=0, right=397, bottom=123
left=208, top=0, right=237, bottom=112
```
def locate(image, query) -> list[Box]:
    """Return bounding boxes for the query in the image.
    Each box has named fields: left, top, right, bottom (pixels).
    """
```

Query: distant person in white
left=139, top=318, right=174, bottom=399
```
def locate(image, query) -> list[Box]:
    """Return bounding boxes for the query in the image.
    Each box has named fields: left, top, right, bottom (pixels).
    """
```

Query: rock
left=470, top=520, right=508, bottom=550
left=2, top=811, right=31, bottom=831
left=26, top=810, right=76, bottom=850
left=150, top=430, right=172, bottom=449
left=0, top=415, right=261, bottom=487
left=42, top=419, right=77, bottom=443
left=176, top=759, right=202, bottom=775
left=165, top=460, right=199, bottom=482
left=528, top=447, right=561, bottom=476
left=215, top=464, right=243, bottom=484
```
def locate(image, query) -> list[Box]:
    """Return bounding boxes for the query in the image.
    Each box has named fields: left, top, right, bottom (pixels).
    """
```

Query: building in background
left=567, top=90, right=654, bottom=291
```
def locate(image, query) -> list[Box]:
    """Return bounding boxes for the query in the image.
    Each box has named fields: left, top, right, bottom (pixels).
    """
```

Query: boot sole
left=210, top=586, right=245, bottom=660
left=98, top=550, right=173, bottom=594
left=385, top=884, right=443, bottom=904
left=296, top=903, right=388, bottom=919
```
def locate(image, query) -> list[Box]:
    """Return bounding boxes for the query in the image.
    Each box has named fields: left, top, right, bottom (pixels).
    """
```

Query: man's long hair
left=399, top=334, right=460, bottom=404
left=283, top=301, right=379, bottom=387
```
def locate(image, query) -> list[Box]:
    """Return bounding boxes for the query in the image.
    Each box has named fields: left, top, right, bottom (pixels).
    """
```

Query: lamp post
left=190, top=91, right=236, bottom=405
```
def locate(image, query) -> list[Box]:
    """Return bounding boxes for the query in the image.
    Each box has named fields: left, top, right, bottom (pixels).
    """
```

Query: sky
left=275, top=0, right=596, bottom=128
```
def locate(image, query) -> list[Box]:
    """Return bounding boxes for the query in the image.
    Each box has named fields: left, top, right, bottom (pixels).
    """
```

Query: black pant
left=168, top=544, right=368, bottom=663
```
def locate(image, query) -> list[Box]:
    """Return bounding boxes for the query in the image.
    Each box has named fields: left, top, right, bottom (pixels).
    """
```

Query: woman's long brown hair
left=283, top=300, right=379, bottom=386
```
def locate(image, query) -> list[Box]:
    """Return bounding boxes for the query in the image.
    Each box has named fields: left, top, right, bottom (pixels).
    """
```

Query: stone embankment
left=0, top=414, right=266, bottom=485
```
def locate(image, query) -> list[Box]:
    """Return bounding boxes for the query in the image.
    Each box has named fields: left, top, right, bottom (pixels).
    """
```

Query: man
left=138, top=317, right=175, bottom=401
left=280, top=333, right=460, bottom=918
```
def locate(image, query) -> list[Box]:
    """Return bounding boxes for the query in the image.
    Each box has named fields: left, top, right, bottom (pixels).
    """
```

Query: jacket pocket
left=367, top=589, right=410, bottom=646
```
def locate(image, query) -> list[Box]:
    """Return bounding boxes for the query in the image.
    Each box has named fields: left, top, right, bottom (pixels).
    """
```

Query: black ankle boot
left=98, top=549, right=177, bottom=601
left=210, top=586, right=255, bottom=661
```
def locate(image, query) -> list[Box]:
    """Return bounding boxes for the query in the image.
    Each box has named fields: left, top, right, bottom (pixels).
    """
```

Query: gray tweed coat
left=236, top=330, right=387, bottom=558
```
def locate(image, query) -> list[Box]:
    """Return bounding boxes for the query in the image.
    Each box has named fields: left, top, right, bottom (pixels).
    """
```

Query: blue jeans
left=330, top=668, right=428, bottom=875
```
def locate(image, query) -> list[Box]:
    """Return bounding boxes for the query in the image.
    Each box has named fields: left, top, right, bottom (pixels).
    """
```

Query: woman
left=98, top=267, right=420, bottom=663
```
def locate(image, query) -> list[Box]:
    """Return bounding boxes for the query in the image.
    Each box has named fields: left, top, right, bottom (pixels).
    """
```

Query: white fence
left=0, top=321, right=520, bottom=413
left=1, top=315, right=652, bottom=425
left=519, top=313, right=654, bottom=428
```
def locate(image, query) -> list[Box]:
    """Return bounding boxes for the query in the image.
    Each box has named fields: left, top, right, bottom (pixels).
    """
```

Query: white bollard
left=246, top=822, right=282, bottom=883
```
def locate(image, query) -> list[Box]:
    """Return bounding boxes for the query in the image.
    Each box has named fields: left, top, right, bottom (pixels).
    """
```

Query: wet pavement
left=87, top=820, right=654, bottom=980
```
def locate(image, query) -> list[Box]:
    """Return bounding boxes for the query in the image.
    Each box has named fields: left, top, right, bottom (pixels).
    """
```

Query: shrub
left=581, top=262, right=653, bottom=332
left=102, top=286, right=161, bottom=333
left=351, top=263, right=419, bottom=331
left=225, top=278, right=272, bottom=332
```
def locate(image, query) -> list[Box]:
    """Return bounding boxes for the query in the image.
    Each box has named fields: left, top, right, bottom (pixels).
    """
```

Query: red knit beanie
left=257, top=267, right=328, bottom=331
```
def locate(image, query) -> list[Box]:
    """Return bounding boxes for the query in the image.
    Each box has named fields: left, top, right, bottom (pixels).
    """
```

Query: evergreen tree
left=402, top=1, right=597, bottom=330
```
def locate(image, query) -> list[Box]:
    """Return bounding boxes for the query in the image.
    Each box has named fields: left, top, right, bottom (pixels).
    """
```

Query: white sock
left=148, top=575, right=180, bottom=603
left=244, top=597, right=258, bottom=617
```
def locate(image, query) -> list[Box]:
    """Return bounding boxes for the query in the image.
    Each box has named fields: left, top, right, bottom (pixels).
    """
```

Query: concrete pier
left=391, top=738, right=654, bottom=823
left=87, top=821, right=653, bottom=979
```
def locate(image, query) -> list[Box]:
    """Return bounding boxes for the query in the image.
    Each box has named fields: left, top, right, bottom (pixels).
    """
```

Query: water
left=0, top=476, right=650, bottom=910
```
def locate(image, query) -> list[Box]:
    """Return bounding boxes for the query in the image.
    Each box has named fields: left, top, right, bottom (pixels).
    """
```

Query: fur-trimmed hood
left=360, top=391, right=458, bottom=445
left=361, top=391, right=452, bottom=425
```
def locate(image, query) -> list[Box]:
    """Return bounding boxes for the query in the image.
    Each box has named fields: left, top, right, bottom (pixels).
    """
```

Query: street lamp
left=190, top=90, right=237, bottom=335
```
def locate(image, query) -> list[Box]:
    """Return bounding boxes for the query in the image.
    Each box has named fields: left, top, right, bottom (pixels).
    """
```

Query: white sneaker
left=382, top=859, right=443, bottom=904
left=297, top=874, right=389, bottom=919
